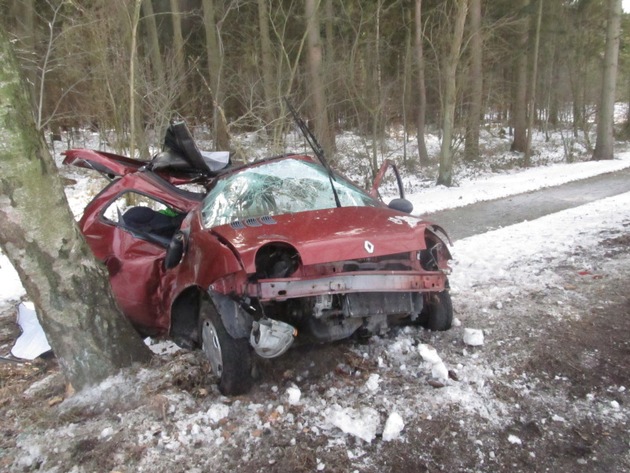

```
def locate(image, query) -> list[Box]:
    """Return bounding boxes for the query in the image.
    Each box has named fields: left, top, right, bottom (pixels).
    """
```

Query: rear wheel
left=420, top=291, right=453, bottom=331
left=199, top=300, right=253, bottom=395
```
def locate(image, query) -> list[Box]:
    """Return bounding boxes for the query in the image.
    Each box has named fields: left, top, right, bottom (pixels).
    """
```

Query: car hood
left=211, top=206, right=429, bottom=273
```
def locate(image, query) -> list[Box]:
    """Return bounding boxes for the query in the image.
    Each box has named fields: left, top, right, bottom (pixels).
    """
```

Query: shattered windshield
left=201, top=158, right=378, bottom=228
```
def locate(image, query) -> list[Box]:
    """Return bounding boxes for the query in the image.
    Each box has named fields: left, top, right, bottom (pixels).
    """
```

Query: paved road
left=421, top=167, right=630, bottom=241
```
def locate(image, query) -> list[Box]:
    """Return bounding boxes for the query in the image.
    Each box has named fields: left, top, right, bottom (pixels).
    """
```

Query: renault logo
left=364, top=240, right=375, bottom=254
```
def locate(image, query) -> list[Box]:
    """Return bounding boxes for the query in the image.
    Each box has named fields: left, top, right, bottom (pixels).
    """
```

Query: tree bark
left=524, top=0, right=543, bottom=166
left=592, top=0, right=622, bottom=161
left=437, top=0, right=468, bottom=187
left=258, top=0, right=275, bottom=127
left=0, top=30, right=151, bottom=391
left=414, top=0, right=430, bottom=166
left=464, top=0, right=483, bottom=162
left=306, top=0, right=335, bottom=158
left=142, top=0, right=165, bottom=84
left=203, top=0, right=231, bottom=150
left=170, top=0, right=186, bottom=76
left=511, top=0, right=530, bottom=153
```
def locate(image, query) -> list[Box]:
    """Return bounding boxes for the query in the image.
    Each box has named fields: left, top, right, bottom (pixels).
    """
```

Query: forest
left=3, top=0, right=628, bottom=185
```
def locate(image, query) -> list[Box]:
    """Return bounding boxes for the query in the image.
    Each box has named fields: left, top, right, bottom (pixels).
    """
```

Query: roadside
left=423, top=166, right=630, bottom=240
left=1, top=174, right=629, bottom=472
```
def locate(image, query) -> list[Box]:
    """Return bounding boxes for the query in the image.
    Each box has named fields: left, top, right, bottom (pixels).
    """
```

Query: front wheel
left=199, top=300, right=253, bottom=395
left=420, top=291, right=453, bottom=331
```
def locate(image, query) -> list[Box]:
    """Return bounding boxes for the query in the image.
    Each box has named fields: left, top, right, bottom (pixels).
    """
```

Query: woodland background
left=2, top=0, right=628, bottom=185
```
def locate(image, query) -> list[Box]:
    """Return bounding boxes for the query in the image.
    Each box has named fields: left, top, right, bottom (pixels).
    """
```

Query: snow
left=1, top=128, right=630, bottom=470
left=324, top=405, right=381, bottom=442
left=407, top=153, right=630, bottom=214
left=382, top=412, right=405, bottom=441
left=463, top=328, right=484, bottom=347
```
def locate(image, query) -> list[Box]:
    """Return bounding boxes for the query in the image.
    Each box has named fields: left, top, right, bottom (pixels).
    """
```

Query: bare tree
left=511, top=0, right=530, bottom=153
left=464, top=0, right=482, bottom=162
left=524, top=0, right=543, bottom=166
left=437, top=0, right=468, bottom=187
left=0, top=28, right=151, bottom=391
left=592, top=0, right=622, bottom=161
left=257, top=0, right=276, bottom=127
left=202, top=0, right=230, bottom=150
left=414, top=0, right=430, bottom=166
left=306, top=0, right=335, bottom=158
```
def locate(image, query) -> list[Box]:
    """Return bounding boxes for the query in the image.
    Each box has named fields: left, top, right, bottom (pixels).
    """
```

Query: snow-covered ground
left=1, top=130, right=630, bottom=472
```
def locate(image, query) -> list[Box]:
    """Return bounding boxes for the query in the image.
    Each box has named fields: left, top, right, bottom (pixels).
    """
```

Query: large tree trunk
left=414, top=0, right=429, bottom=166
left=592, top=0, right=622, bottom=161
left=464, top=0, right=482, bottom=162
left=305, top=0, right=335, bottom=158
left=203, top=0, right=230, bottom=151
left=0, top=31, right=151, bottom=391
left=437, top=0, right=468, bottom=187
left=511, top=0, right=530, bottom=153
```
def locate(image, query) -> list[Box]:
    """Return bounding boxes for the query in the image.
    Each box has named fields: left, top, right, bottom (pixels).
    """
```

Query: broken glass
left=201, top=159, right=377, bottom=228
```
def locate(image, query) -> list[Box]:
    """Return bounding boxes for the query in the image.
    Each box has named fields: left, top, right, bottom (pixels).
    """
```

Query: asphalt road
left=421, top=166, right=630, bottom=241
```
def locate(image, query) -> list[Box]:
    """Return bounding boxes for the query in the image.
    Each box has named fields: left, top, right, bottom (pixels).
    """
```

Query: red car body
left=64, top=127, right=452, bottom=394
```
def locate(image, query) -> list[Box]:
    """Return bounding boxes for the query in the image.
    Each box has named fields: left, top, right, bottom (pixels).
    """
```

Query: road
left=421, top=166, right=630, bottom=241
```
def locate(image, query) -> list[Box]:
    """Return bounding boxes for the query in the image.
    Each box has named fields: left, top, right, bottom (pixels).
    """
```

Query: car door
left=79, top=171, right=202, bottom=335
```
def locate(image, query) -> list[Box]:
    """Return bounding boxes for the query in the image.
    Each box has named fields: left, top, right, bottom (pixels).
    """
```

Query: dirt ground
left=0, top=232, right=629, bottom=472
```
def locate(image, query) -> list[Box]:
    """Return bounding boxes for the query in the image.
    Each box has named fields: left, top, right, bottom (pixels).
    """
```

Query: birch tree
left=0, top=28, right=151, bottom=391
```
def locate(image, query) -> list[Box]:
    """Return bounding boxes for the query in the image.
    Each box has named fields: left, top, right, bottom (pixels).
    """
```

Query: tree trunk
left=170, top=0, right=186, bottom=76
left=524, top=0, right=543, bottom=166
left=414, top=0, right=430, bottom=166
left=203, top=0, right=230, bottom=151
left=437, top=0, right=468, bottom=187
left=0, top=31, right=151, bottom=391
left=257, top=0, right=275, bottom=128
left=592, top=0, right=622, bottom=161
left=511, top=0, right=530, bottom=153
left=142, top=0, right=165, bottom=84
left=305, top=0, right=335, bottom=158
left=464, top=0, right=483, bottom=162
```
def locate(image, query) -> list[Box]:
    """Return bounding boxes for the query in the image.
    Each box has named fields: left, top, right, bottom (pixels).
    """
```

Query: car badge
left=364, top=240, right=375, bottom=254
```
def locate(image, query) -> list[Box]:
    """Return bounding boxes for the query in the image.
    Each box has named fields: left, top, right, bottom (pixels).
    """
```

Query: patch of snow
left=382, top=412, right=405, bottom=441
left=286, top=385, right=301, bottom=405
left=508, top=434, right=522, bottom=445
left=324, top=405, right=380, bottom=443
left=463, top=328, right=484, bottom=347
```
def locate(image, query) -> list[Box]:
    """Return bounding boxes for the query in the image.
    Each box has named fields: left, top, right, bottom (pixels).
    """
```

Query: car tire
left=421, top=291, right=453, bottom=331
left=199, top=300, right=253, bottom=395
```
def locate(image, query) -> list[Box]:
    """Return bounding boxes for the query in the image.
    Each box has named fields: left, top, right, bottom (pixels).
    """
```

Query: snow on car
left=63, top=120, right=453, bottom=395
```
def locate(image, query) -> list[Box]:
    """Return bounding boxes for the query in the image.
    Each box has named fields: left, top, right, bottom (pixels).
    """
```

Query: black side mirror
left=388, top=198, right=413, bottom=214
left=164, top=231, right=187, bottom=269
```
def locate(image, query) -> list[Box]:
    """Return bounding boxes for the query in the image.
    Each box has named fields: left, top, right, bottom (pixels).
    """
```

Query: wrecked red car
left=64, top=121, right=453, bottom=395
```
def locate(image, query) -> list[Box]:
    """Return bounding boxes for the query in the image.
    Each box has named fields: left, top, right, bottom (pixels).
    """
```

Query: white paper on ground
left=11, top=302, right=52, bottom=360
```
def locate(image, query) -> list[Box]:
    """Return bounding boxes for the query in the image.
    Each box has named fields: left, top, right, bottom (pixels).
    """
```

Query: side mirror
left=388, top=198, right=413, bottom=214
left=164, top=231, right=187, bottom=269
left=370, top=160, right=408, bottom=204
